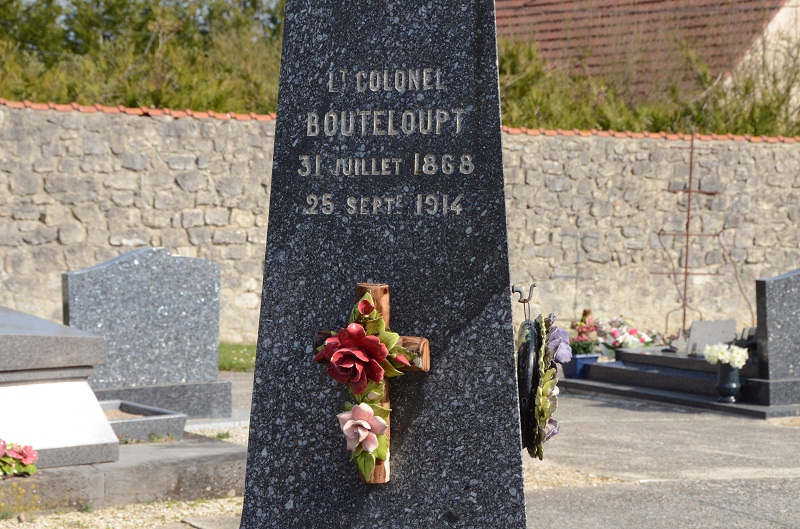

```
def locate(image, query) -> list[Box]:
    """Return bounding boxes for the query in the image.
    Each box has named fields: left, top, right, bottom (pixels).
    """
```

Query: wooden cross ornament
left=315, top=283, right=430, bottom=484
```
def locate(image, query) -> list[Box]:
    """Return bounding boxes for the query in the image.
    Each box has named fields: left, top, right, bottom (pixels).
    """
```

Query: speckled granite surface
left=755, top=268, right=800, bottom=405
left=64, top=248, right=220, bottom=389
left=241, top=1, right=526, bottom=527
left=63, top=248, right=230, bottom=417
left=757, top=268, right=800, bottom=378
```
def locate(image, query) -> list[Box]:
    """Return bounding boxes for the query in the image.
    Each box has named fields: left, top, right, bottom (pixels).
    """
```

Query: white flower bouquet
left=702, top=343, right=749, bottom=369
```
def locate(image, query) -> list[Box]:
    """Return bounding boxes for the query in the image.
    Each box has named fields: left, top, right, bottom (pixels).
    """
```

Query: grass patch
left=219, top=342, right=257, bottom=372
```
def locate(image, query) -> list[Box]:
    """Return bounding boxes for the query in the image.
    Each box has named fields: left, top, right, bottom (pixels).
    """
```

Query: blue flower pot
left=563, top=353, right=601, bottom=379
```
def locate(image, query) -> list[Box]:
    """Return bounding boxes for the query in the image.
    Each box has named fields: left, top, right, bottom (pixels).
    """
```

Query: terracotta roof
left=0, top=98, right=277, bottom=121
left=500, top=124, right=800, bottom=142
left=1, top=97, right=798, bottom=142
left=496, top=0, right=788, bottom=98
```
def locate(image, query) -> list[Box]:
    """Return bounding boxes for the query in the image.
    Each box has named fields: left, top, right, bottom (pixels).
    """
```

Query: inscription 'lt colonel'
left=307, top=66, right=464, bottom=139
left=328, top=67, right=445, bottom=93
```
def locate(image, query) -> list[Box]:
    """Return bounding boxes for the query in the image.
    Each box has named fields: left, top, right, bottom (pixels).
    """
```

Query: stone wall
left=504, top=129, right=800, bottom=335
left=1, top=103, right=798, bottom=341
left=0, top=104, right=273, bottom=342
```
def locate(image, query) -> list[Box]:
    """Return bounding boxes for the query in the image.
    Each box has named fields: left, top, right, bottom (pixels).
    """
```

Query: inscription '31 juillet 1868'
left=241, top=1, right=527, bottom=527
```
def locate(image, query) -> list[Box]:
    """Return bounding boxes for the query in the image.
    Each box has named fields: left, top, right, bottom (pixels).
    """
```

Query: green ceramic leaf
left=369, top=403, right=391, bottom=419
left=366, top=317, right=386, bottom=335
left=379, top=331, right=400, bottom=350
left=389, top=344, right=418, bottom=361
left=374, top=434, right=389, bottom=461
left=380, top=359, right=404, bottom=378
left=354, top=381, right=385, bottom=404
left=355, top=451, right=376, bottom=480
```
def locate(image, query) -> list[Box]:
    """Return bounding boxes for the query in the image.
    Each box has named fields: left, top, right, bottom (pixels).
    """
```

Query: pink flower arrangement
left=569, top=310, right=599, bottom=355
left=597, top=316, right=654, bottom=350
left=337, top=403, right=388, bottom=453
left=0, top=438, right=38, bottom=478
left=9, top=445, right=38, bottom=466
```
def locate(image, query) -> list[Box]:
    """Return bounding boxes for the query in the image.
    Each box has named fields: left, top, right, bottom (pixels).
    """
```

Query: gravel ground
left=1, top=425, right=619, bottom=528
left=0, top=497, right=244, bottom=529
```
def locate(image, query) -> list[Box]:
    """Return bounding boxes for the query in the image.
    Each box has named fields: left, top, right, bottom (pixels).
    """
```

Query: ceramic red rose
left=313, top=323, right=388, bottom=394
left=357, top=299, right=375, bottom=316
left=392, top=354, right=410, bottom=367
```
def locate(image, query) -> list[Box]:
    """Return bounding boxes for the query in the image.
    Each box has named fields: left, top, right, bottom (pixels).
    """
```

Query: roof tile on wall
left=1, top=97, right=798, bottom=142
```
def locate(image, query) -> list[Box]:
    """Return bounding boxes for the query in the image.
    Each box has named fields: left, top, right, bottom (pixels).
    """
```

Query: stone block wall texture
left=0, top=105, right=272, bottom=342
left=504, top=130, right=800, bottom=334
left=1, top=103, right=798, bottom=341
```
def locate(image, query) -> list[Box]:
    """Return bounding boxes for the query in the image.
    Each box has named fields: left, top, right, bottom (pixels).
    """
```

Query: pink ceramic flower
left=18, top=445, right=38, bottom=465
left=611, top=329, right=620, bottom=338
left=337, top=403, right=387, bottom=454
left=313, top=323, right=388, bottom=394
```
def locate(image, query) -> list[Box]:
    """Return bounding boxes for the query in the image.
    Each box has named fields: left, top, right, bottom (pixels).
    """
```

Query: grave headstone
left=241, top=1, right=526, bottom=527
left=0, top=307, right=118, bottom=468
left=686, top=319, right=737, bottom=357
left=63, top=248, right=231, bottom=418
left=753, top=268, right=800, bottom=405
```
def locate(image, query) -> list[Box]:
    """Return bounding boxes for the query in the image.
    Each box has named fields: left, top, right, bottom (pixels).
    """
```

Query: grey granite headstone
left=241, top=2, right=525, bottom=528
left=63, top=248, right=231, bottom=418
left=753, top=269, right=800, bottom=405
left=686, top=319, right=737, bottom=357
left=0, top=307, right=118, bottom=468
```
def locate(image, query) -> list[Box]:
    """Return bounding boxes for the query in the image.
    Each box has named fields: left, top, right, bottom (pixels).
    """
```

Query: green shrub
left=0, top=0, right=282, bottom=114
left=497, top=37, right=800, bottom=136
left=1, top=2, right=799, bottom=135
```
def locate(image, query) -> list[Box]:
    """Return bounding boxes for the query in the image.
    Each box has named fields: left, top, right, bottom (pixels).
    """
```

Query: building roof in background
left=495, top=0, right=788, bottom=98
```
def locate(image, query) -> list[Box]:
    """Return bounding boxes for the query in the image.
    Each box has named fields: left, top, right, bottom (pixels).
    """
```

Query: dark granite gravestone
left=753, top=268, right=800, bottom=405
left=0, top=307, right=118, bottom=468
left=63, top=248, right=231, bottom=418
left=241, top=1, right=526, bottom=528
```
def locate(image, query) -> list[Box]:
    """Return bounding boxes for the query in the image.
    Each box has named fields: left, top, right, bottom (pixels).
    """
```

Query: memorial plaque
left=241, top=1, right=526, bottom=527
